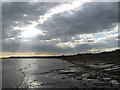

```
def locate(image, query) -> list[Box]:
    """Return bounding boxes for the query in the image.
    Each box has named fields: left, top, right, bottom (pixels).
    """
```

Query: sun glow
left=1, top=52, right=55, bottom=58
left=13, top=22, right=46, bottom=38
left=20, top=25, right=41, bottom=38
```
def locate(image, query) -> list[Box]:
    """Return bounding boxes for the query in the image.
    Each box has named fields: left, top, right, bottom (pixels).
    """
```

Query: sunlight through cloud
left=38, top=0, right=90, bottom=24
left=13, top=22, right=46, bottom=38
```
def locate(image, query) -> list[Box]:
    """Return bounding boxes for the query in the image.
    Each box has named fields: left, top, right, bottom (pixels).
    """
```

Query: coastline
left=2, top=49, right=120, bottom=88
left=60, top=49, right=120, bottom=77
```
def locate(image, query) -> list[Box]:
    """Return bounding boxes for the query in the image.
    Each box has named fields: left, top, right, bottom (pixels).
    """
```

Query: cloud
left=2, top=2, right=119, bottom=56
left=38, top=2, right=118, bottom=39
left=2, top=2, right=60, bottom=39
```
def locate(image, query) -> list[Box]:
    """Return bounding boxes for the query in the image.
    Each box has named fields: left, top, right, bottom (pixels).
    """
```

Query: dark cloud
left=2, top=2, right=118, bottom=55
left=2, top=2, right=60, bottom=39
left=39, top=2, right=118, bottom=39
left=2, top=39, right=73, bottom=54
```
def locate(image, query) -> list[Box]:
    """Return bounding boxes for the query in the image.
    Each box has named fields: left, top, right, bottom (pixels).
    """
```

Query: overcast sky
left=2, top=1, right=119, bottom=57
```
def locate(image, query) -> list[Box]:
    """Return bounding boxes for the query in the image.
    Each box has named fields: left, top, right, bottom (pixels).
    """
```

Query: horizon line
left=1, top=49, right=119, bottom=59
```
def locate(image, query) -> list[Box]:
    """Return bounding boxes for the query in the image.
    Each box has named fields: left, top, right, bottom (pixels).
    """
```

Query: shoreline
left=2, top=49, right=120, bottom=88
left=1, top=49, right=120, bottom=59
left=2, top=58, right=120, bottom=88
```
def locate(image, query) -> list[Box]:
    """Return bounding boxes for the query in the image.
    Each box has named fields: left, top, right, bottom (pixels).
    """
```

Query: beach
left=2, top=57, right=120, bottom=88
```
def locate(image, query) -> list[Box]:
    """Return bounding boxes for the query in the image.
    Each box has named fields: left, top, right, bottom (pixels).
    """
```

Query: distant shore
left=2, top=49, right=120, bottom=88
left=60, top=49, right=120, bottom=77
left=2, top=49, right=120, bottom=59
left=2, top=49, right=120, bottom=77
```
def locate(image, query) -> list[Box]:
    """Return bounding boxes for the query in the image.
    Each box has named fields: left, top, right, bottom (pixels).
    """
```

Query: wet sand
left=2, top=58, right=120, bottom=88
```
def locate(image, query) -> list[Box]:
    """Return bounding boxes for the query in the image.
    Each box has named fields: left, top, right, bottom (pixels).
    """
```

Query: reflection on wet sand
left=2, top=58, right=120, bottom=88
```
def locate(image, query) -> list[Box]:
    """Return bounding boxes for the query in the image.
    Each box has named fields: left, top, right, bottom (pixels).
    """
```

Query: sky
left=1, top=1, right=119, bottom=57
